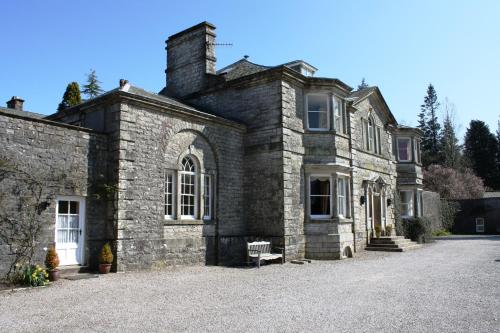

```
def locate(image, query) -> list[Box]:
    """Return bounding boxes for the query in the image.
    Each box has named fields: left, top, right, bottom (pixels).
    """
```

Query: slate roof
left=347, top=86, right=378, bottom=102
left=0, top=106, right=45, bottom=119
left=216, top=59, right=271, bottom=81
left=47, top=83, right=245, bottom=129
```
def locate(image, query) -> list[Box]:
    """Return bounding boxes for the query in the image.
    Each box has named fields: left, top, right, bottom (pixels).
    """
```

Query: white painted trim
left=308, top=174, right=333, bottom=219
left=396, top=137, right=412, bottom=162
left=55, top=196, right=86, bottom=266
left=164, top=170, right=176, bottom=220
left=306, top=93, right=330, bottom=131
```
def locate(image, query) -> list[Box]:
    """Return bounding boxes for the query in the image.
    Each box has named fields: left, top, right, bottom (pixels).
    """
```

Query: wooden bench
left=247, top=241, right=284, bottom=268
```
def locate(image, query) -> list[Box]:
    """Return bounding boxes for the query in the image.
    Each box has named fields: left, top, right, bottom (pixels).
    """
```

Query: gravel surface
left=1, top=235, right=499, bottom=333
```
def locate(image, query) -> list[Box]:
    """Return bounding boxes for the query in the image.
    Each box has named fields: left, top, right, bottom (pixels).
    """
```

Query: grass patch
left=432, top=229, right=451, bottom=237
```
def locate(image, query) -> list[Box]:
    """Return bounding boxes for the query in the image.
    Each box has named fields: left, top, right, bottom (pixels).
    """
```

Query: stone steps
left=366, top=236, right=421, bottom=252
left=58, top=265, right=89, bottom=277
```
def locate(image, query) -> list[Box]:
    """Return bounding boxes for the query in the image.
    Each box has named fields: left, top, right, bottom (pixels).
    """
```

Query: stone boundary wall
left=423, top=190, right=441, bottom=231
left=0, top=111, right=108, bottom=277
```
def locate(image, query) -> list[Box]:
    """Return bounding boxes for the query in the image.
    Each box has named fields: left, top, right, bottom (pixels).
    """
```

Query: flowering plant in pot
left=374, top=225, right=382, bottom=238
left=99, top=243, right=113, bottom=274
left=45, top=245, right=60, bottom=281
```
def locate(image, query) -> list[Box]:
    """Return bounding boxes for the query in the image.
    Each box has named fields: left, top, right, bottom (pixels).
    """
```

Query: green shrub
left=397, top=217, right=433, bottom=243
left=21, top=264, right=48, bottom=287
left=374, top=225, right=382, bottom=237
left=440, top=199, right=459, bottom=231
left=99, top=243, right=113, bottom=264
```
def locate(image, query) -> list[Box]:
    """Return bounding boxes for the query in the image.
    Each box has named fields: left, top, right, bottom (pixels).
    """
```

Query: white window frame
left=203, top=174, right=212, bottom=220
left=475, top=218, right=485, bottom=233
left=397, top=137, right=412, bottom=162
left=400, top=190, right=414, bottom=218
left=164, top=170, right=175, bottom=219
left=309, top=174, right=333, bottom=219
left=180, top=157, right=197, bottom=220
left=333, top=96, right=346, bottom=134
left=416, top=190, right=423, bottom=217
left=306, top=94, right=330, bottom=131
left=414, top=139, right=421, bottom=164
left=337, top=176, right=348, bottom=218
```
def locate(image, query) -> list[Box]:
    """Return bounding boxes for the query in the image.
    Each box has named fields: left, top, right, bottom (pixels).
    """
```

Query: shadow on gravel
left=437, top=235, right=500, bottom=241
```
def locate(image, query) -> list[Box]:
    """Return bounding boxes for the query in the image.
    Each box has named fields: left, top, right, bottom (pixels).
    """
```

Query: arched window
left=180, top=156, right=197, bottom=218
left=368, top=117, right=374, bottom=151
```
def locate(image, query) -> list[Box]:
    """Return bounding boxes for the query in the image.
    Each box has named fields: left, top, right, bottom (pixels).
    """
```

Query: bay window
left=306, top=94, right=329, bottom=130
left=397, top=137, right=412, bottom=162
left=309, top=175, right=332, bottom=218
left=416, top=190, right=423, bottom=217
left=337, top=177, right=348, bottom=217
left=399, top=190, right=414, bottom=217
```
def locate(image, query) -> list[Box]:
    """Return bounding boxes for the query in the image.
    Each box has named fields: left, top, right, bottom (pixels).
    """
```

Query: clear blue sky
left=2, top=0, right=499, bottom=139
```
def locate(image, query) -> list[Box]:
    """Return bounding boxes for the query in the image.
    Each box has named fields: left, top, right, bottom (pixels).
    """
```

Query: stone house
left=0, top=22, right=424, bottom=274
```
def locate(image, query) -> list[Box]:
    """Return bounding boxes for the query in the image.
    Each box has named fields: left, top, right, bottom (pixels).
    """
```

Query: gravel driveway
left=1, top=235, right=499, bottom=333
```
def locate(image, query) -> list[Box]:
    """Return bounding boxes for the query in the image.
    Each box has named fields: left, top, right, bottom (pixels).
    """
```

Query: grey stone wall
left=0, top=112, right=108, bottom=277
left=111, top=100, right=245, bottom=270
left=187, top=79, right=286, bottom=244
left=423, top=190, right=441, bottom=231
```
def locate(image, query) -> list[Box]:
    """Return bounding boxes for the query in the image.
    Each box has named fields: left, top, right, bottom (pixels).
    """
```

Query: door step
left=366, top=237, right=421, bottom=252
left=58, top=265, right=89, bottom=277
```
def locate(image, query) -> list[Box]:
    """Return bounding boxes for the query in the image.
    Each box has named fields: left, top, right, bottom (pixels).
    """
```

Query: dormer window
left=306, top=94, right=329, bottom=130
left=397, top=137, right=412, bottom=162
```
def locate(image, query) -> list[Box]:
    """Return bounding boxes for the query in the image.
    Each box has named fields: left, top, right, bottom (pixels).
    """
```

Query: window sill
left=306, top=217, right=353, bottom=224
left=163, top=219, right=213, bottom=226
left=304, top=129, right=348, bottom=136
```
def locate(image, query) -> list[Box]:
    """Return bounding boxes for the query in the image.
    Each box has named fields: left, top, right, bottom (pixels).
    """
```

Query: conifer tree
left=464, top=120, right=498, bottom=189
left=357, top=78, right=369, bottom=90
left=58, top=82, right=82, bottom=111
left=82, top=69, right=103, bottom=99
left=419, top=84, right=441, bottom=166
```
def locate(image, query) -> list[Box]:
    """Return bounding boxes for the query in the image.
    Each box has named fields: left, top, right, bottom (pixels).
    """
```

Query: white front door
left=55, top=197, right=85, bottom=266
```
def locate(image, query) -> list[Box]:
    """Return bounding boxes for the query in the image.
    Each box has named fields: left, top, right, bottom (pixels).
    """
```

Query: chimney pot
left=6, top=96, right=24, bottom=111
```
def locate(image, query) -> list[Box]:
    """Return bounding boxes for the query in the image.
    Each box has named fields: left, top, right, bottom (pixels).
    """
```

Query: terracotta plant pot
left=48, top=269, right=60, bottom=282
left=99, top=263, right=112, bottom=274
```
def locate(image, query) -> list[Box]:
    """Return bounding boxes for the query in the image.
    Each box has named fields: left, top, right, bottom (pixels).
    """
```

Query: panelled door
left=55, top=197, right=85, bottom=266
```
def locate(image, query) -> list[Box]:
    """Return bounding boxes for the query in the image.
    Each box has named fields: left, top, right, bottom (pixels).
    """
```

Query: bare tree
left=0, top=157, right=67, bottom=281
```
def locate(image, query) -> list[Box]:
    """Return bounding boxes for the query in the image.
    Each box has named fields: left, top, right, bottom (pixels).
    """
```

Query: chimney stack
left=6, top=96, right=24, bottom=111
left=164, top=22, right=217, bottom=98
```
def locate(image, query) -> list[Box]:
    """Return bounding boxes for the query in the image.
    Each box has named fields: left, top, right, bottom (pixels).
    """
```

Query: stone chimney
left=6, top=96, right=24, bottom=110
left=164, top=22, right=217, bottom=98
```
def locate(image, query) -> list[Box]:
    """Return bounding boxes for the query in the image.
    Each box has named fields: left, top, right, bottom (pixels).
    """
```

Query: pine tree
left=464, top=120, right=498, bottom=189
left=439, top=99, right=461, bottom=169
left=357, top=78, right=369, bottom=90
left=82, top=69, right=103, bottom=99
left=58, top=82, right=82, bottom=111
left=420, top=84, right=441, bottom=166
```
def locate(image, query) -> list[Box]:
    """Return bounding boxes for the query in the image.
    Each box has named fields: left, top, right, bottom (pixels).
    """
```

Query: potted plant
left=99, top=242, right=113, bottom=274
left=385, top=225, right=393, bottom=236
left=374, top=225, right=382, bottom=238
left=45, top=245, right=60, bottom=281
